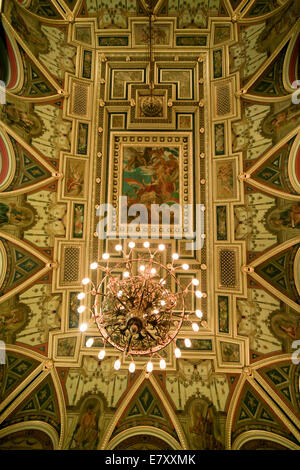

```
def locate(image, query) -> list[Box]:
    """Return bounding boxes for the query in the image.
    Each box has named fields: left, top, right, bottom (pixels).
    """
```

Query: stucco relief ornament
left=242, top=265, right=254, bottom=274
left=43, top=360, right=54, bottom=370
left=238, top=173, right=251, bottom=181
left=140, top=95, right=163, bottom=117
left=242, top=366, right=253, bottom=377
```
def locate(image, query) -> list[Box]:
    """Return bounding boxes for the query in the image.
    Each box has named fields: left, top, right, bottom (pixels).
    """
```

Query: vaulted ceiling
left=0, top=0, right=300, bottom=451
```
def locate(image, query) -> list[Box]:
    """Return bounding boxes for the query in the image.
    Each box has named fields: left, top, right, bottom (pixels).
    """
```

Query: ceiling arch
left=0, top=421, right=59, bottom=449
left=232, top=429, right=300, bottom=450
left=107, top=425, right=183, bottom=450
left=101, top=371, right=188, bottom=450
left=0, top=345, right=66, bottom=449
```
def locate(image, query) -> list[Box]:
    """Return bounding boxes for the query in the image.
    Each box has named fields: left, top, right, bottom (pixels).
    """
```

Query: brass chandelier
left=77, top=241, right=205, bottom=373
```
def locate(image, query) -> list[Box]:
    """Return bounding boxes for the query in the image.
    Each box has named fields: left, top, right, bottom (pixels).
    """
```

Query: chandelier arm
left=97, top=322, right=122, bottom=345
left=143, top=328, right=155, bottom=354
left=118, top=297, right=128, bottom=309
left=125, top=334, right=135, bottom=355
left=98, top=317, right=121, bottom=327
left=137, top=277, right=147, bottom=312
left=95, top=274, right=110, bottom=294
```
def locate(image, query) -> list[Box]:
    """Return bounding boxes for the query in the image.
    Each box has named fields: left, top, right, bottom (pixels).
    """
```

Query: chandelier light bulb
left=158, top=244, right=165, bottom=251
left=192, top=322, right=199, bottom=332
left=195, top=309, right=203, bottom=319
left=82, top=277, right=90, bottom=285
left=172, top=253, right=179, bottom=260
left=184, top=338, right=191, bottom=348
left=98, top=349, right=106, bottom=360
left=129, top=361, right=136, bottom=373
left=128, top=241, right=135, bottom=249
left=102, top=253, right=110, bottom=260
left=195, top=290, right=203, bottom=298
left=115, top=244, right=122, bottom=251
left=117, top=290, right=123, bottom=297
left=146, top=360, right=153, bottom=373
left=153, top=309, right=159, bottom=314
left=114, top=359, right=121, bottom=370
left=77, top=305, right=86, bottom=314
left=160, top=359, right=166, bottom=369
left=160, top=300, right=166, bottom=306
left=182, top=264, right=189, bottom=271
left=77, top=292, right=85, bottom=300
left=150, top=268, right=156, bottom=275
left=174, top=347, right=181, bottom=358
left=192, top=279, right=199, bottom=286
left=123, top=271, right=130, bottom=278
left=79, top=323, right=88, bottom=332
left=143, top=241, right=150, bottom=248
left=90, top=262, right=98, bottom=270
left=140, top=265, right=145, bottom=272
left=86, top=338, right=94, bottom=347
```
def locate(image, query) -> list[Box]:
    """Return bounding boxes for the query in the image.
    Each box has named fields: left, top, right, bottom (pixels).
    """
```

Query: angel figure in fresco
left=73, top=404, right=100, bottom=450
left=269, top=203, right=300, bottom=230
left=0, top=202, right=35, bottom=229
left=10, top=7, right=48, bottom=55
left=216, top=163, right=234, bottom=198
left=3, top=103, right=42, bottom=138
left=152, top=150, right=179, bottom=198
left=124, top=147, right=155, bottom=171
left=0, top=301, right=30, bottom=344
left=218, top=298, right=228, bottom=332
left=189, top=400, right=223, bottom=450
left=68, top=294, right=79, bottom=329
left=66, top=164, right=84, bottom=197
left=269, top=310, right=300, bottom=349
left=216, top=206, right=227, bottom=240
left=73, top=205, right=84, bottom=237
left=279, top=323, right=300, bottom=340
left=124, top=147, right=179, bottom=212
left=77, top=124, right=88, bottom=154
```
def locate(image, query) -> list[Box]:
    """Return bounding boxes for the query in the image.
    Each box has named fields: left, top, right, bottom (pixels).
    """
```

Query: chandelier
left=77, top=241, right=206, bottom=374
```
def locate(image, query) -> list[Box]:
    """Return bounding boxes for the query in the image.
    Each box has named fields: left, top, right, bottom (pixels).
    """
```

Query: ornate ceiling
left=0, top=0, right=300, bottom=451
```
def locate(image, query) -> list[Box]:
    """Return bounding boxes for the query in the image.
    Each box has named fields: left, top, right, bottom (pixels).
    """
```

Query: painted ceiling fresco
left=0, top=0, right=299, bottom=451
